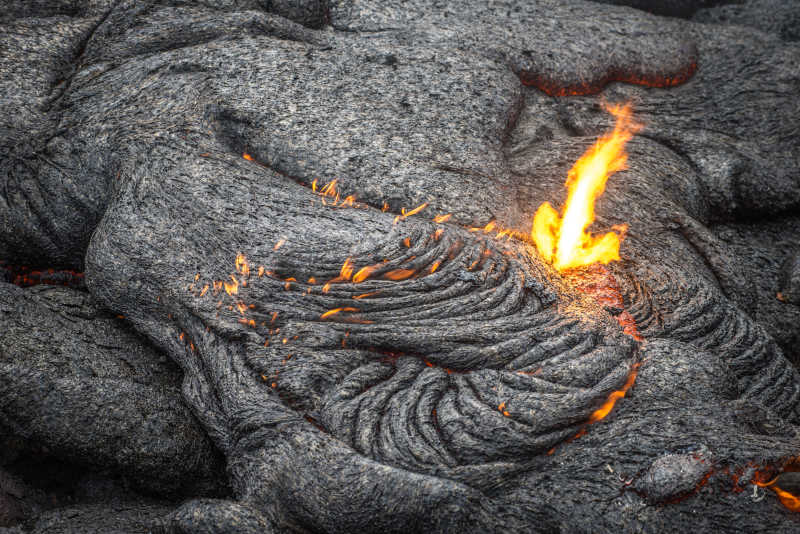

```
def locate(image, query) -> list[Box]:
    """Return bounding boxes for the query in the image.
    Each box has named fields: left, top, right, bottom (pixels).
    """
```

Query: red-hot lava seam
left=520, top=61, right=698, bottom=97
left=1, top=261, right=86, bottom=288
left=544, top=263, right=644, bottom=455
left=567, top=263, right=644, bottom=341
left=567, top=264, right=800, bottom=512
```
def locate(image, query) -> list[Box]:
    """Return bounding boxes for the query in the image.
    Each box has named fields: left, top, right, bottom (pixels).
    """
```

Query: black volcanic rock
left=1, top=0, right=799, bottom=532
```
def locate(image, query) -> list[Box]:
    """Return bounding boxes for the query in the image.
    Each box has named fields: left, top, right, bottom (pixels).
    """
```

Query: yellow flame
left=532, top=103, right=640, bottom=271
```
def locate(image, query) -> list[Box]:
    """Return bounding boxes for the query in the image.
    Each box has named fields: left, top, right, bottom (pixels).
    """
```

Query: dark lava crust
left=1, top=0, right=799, bottom=532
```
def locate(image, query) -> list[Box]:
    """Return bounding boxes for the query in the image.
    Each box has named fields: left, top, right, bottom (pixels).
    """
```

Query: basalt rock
left=0, top=283, right=226, bottom=497
left=1, top=0, right=799, bottom=532
left=13, top=501, right=174, bottom=534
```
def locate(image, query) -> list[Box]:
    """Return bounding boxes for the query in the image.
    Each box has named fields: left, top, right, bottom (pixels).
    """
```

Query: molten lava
left=532, top=103, right=641, bottom=271
left=753, top=460, right=800, bottom=512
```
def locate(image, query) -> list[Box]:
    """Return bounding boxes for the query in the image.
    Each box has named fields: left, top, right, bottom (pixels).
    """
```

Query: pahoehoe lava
left=1, top=0, right=799, bottom=532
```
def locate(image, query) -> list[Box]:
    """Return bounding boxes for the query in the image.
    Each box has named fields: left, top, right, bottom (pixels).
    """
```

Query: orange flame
left=394, top=202, right=429, bottom=224
left=532, top=103, right=640, bottom=271
left=319, top=179, right=338, bottom=198
left=384, top=269, right=415, bottom=281
left=754, top=467, right=800, bottom=512
left=340, top=257, right=354, bottom=280
left=224, top=274, right=239, bottom=296
left=235, top=253, right=250, bottom=277
left=773, top=486, right=800, bottom=512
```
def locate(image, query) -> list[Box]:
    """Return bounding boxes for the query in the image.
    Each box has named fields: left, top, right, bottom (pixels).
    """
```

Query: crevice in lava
left=1, top=261, right=86, bottom=290
left=42, top=2, right=116, bottom=112
left=224, top=145, right=407, bottom=219
left=668, top=213, right=750, bottom=307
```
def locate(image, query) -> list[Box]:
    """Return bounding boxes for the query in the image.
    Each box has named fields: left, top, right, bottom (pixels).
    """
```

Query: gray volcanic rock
left=21, top=501, right=172, bottom=534
left=1, top=0, right=800, bottom=532
left=0, top=1, right=114, bottom=22
left=694, top=0, right=800, bottom=41
left=711, top=218, right=800, bottom=364
left=0, top=283, right=225, bottom=497
left=590, top=0, right=730, bottom=18
left=0, top=14, right=106, bottom=270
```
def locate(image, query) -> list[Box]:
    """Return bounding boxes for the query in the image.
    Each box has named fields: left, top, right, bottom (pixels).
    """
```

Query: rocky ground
left=1, top=0, right=799, bottom=532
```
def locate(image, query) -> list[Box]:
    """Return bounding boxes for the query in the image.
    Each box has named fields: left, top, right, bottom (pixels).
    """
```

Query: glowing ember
left=353, top=265, right=378, bottom=283
left=321, top=307, right=358, bottom=319
left=532, top=103, right=641, bottom=271
left=393, top=202, right=428, bottom=224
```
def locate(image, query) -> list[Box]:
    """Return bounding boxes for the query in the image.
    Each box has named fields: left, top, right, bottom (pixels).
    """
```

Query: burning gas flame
left=532, top=103, right=641, bottom=271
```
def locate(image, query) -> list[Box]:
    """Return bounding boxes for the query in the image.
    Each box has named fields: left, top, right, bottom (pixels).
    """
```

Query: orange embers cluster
left=311, top=178, right=357, bottom=208
left=532, top=103, right=640, bottom=271
left=186, top=253, right=283, bottom=334
left=241, top=150, right=534, bottom=247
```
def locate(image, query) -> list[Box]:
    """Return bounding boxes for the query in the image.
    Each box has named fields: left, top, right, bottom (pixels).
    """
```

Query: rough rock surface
left=1, top=0, right=799, bottom=532
left=694, top=0, right=800, bottom=41
left=0, top=283, right=226, bottom=497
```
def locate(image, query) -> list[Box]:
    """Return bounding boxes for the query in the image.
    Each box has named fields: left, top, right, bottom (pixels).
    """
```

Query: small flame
left=235, top=253, right=250, bottom=277
left=394, top=202, right=428, bottom=224
left=532, top=103, right=640, bottom=271
left=224, top=274, right=239, bottom=296
left=319, top=179, right=338, bottom=198
left=754, top=464, right=800, bottom=512
left=340, top=257, right=354, bottom=280
left=384, top=269, right=415, bottom=281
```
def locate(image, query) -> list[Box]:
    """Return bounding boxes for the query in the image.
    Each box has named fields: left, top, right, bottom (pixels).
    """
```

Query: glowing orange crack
left=588, top=361, right=641, bottom=424
left=320, top=307, right=359, bottom=319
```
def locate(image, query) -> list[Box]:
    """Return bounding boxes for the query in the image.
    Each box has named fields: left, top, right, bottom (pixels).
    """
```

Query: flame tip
left=532, top=102, right=637, bottom=271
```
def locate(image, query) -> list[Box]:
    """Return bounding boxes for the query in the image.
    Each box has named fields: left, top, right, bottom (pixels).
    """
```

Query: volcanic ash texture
left=1, top=0, right=800, bottom=532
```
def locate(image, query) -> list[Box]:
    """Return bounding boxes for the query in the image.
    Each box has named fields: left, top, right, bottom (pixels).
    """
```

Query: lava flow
left=532, top=103, right=641, bottom=271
